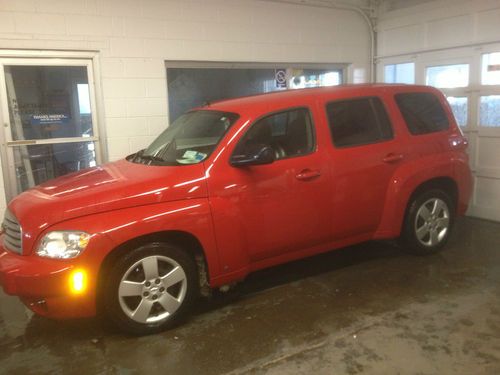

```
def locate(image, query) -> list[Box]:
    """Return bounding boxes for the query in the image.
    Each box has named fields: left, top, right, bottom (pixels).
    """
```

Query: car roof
left=203, top=84, right=435, bottom=113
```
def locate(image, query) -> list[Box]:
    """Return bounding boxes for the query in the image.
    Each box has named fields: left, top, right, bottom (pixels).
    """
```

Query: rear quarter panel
left=373, top=86, right=472, bottom=238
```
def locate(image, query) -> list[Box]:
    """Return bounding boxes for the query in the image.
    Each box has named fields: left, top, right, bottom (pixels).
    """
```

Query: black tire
left=400, top=189, right=455, bottom=255
left=102, top=242, right=198, bottom=335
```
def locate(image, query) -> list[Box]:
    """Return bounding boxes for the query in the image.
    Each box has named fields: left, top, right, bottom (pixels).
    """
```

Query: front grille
left=2, top=209, right=22, bottom=254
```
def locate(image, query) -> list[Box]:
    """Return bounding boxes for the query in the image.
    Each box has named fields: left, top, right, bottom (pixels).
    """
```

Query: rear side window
left=326, top=97, right=393, bottom=148
left=395, top=92, right=449, bottom=135
left=235, top=108, right=315, bottom=160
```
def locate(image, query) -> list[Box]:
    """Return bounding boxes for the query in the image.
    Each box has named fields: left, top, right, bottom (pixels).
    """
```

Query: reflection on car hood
left=9, top=159, right=208, bottom=226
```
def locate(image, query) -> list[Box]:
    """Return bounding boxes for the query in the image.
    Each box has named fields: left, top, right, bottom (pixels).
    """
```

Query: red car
left=0, top=85, right=472, bottom=334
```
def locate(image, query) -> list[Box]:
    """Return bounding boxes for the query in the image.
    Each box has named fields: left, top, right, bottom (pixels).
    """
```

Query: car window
left=135, top=110, right=239, bottom=165
left=326, top=97, right=393, bottom=148
left=395, top=92, right=449, bottom=135
left=234, top=108, right=315, bottom=160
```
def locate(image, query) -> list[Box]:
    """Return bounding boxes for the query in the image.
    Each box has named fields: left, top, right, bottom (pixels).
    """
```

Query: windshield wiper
left=132, top=149, right=164, bottom=164
left=140, top=154, right=165, bottom=163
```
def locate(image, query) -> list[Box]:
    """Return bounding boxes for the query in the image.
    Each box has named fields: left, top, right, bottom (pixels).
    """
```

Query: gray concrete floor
left=1, top=217, right=499, bottom=375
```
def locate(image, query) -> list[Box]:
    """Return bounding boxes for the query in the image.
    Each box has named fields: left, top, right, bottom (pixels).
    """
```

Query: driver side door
left=207, top=105, right=332, bottom=274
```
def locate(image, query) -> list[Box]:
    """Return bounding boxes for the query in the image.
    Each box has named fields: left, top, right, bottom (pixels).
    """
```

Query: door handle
left=383, top=153, right=404, bottom=163
left=296, top=169, right=321, bottom=181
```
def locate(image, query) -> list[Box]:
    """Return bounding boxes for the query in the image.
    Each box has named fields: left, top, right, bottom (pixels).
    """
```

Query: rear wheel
left=103, top=242, right=198, bottom=335
left=400, top=189, right=455, bottom=255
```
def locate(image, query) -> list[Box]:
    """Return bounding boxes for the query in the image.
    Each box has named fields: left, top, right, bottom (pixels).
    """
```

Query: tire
left=102, top=242, right=198, bottom=335
left=400, top=189, right=455, bottom=255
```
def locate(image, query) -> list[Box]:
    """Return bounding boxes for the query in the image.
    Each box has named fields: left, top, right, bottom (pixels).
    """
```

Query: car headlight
left=36, top=231, right=91, bottom=259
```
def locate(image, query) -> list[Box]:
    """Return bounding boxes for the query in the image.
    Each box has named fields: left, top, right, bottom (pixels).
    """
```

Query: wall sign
left=275, top=69, right=287, bottom=88
left=30, top=114, right=70, bottom=126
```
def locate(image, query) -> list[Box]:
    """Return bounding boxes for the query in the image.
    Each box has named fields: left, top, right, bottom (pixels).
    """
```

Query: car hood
left=9, top=159, right=208, bottom=227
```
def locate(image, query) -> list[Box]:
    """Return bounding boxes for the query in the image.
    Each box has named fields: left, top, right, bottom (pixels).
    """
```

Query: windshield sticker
left=178, top=151, right=207, bottom=164
left=182, top=150, right=198, bottom=159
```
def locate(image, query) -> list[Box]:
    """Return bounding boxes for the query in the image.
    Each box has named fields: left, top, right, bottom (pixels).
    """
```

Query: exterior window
left=384, top=63, right=415, bottom=84
left=426, top=64, right=469, bottom=88
left=481, top=52, right=500, bottom=85
left=326, top=97, right=393, bottom=148
left=395, top=93, right=449, bottom=135
left=479, top=95, right=500, bottom=127
left=167, top=67, right=342, bottom=122
left=447, top=96, right=468, bottom=127
left=235, top=108, right=315, bottom=160
left=3, top=64, right=99, bottom=194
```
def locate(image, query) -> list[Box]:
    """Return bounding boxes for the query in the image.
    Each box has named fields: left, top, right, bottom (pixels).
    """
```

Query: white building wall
left=0, top=0, right=370, bottom=160
left=376, top=0, right=500, bottom=59
left=0, top=0, right=370, bottom=212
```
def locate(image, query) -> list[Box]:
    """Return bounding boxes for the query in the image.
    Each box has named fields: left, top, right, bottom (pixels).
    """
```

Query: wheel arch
left=97, top=230, right=211, bottom=309
left=405, top=177, right=458, bottom=212
left=395, top=176, right=458, bottom=235
left=375, top=175, right=459, bottom=239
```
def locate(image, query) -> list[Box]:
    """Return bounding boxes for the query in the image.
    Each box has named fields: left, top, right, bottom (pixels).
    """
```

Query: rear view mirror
left=230, top=145, right=275, bottom=167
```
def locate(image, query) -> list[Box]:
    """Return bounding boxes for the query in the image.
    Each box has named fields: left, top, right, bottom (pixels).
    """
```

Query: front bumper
left=0, top=239, right=97, bottom=319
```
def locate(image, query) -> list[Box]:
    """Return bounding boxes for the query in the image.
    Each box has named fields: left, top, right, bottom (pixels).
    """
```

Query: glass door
left=0, top=58, right=101, bottom=200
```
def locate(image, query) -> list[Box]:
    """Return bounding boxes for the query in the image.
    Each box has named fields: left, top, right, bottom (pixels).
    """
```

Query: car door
left=206, top=105, right=332, bottom=274
left=323, top=95, right=405, bottom=239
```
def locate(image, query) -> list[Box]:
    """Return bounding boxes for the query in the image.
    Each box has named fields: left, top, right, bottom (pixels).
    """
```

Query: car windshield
left=131, top=110, right=239, bottom=166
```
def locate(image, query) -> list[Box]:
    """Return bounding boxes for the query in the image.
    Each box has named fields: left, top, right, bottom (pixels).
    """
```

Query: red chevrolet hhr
left=0, top=85, right=472, bottom=334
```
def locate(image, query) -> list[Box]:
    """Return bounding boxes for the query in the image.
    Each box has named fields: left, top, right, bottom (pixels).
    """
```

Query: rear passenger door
left=325, top=96, right=404, bottom=239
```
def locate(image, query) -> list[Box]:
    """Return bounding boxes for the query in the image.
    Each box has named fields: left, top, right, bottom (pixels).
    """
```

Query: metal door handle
left=383, top=153, right=404, bottom=163
left=296, top=169, right=321, bottom=181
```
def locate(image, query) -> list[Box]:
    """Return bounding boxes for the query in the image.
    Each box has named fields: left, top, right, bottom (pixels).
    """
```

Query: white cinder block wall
left=0, top=0, right=370, bottom=213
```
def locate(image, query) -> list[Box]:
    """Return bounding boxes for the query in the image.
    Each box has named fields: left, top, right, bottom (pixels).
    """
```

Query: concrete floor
left=0, top=216, right=499, bottom=375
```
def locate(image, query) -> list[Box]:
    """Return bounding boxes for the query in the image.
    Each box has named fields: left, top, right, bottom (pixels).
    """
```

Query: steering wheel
left=272, top=143, right=286, bottom=160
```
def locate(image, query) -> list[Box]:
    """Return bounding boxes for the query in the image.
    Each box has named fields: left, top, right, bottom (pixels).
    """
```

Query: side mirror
left=230, top=145, right=275, bottom=167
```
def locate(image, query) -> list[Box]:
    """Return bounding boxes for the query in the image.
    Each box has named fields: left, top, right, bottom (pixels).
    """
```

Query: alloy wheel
left=118, top=255, right=187, bottom=324
left=414, top=198, right=450, bottom=247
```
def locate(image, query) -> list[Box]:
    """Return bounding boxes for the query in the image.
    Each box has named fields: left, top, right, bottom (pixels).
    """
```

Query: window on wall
left=384, top=63, right=415, bottom=84
left=481, top=52, right=500, bottom=85
left=166, top=65, right=344, bottom=123
left=447, top=96, right=468, bottom=127
left=426, top=64, right=469, bottom=88
left=479, top=52, right=500, bottom=128
left=479, top=95, right=500, bottom=127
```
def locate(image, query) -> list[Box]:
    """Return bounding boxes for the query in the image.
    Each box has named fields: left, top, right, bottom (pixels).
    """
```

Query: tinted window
left=395, top=92, right=449, bottom=135
left=235, top=108, right=314, bottom=160
left=326, top=97, right=393, bottom=148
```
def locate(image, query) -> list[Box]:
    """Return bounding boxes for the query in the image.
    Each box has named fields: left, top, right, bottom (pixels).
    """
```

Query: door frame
left=0, top=50, right=106, bottom=201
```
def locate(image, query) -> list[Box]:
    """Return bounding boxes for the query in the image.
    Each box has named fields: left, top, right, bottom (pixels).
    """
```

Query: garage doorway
left=166, top=62, right=345, bottom=122
left=0, top=57, right=102, bottom=200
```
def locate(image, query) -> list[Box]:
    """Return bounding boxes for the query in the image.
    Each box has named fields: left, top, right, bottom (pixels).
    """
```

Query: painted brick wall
left=0, top=0, right=370, bottom=213
left=0, top=0, right=370, bottom=159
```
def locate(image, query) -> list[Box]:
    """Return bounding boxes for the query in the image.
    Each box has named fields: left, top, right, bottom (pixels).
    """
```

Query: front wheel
left=103, top=243, right=198, bottom=335
left=400, top=189, right=455, bottom=255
